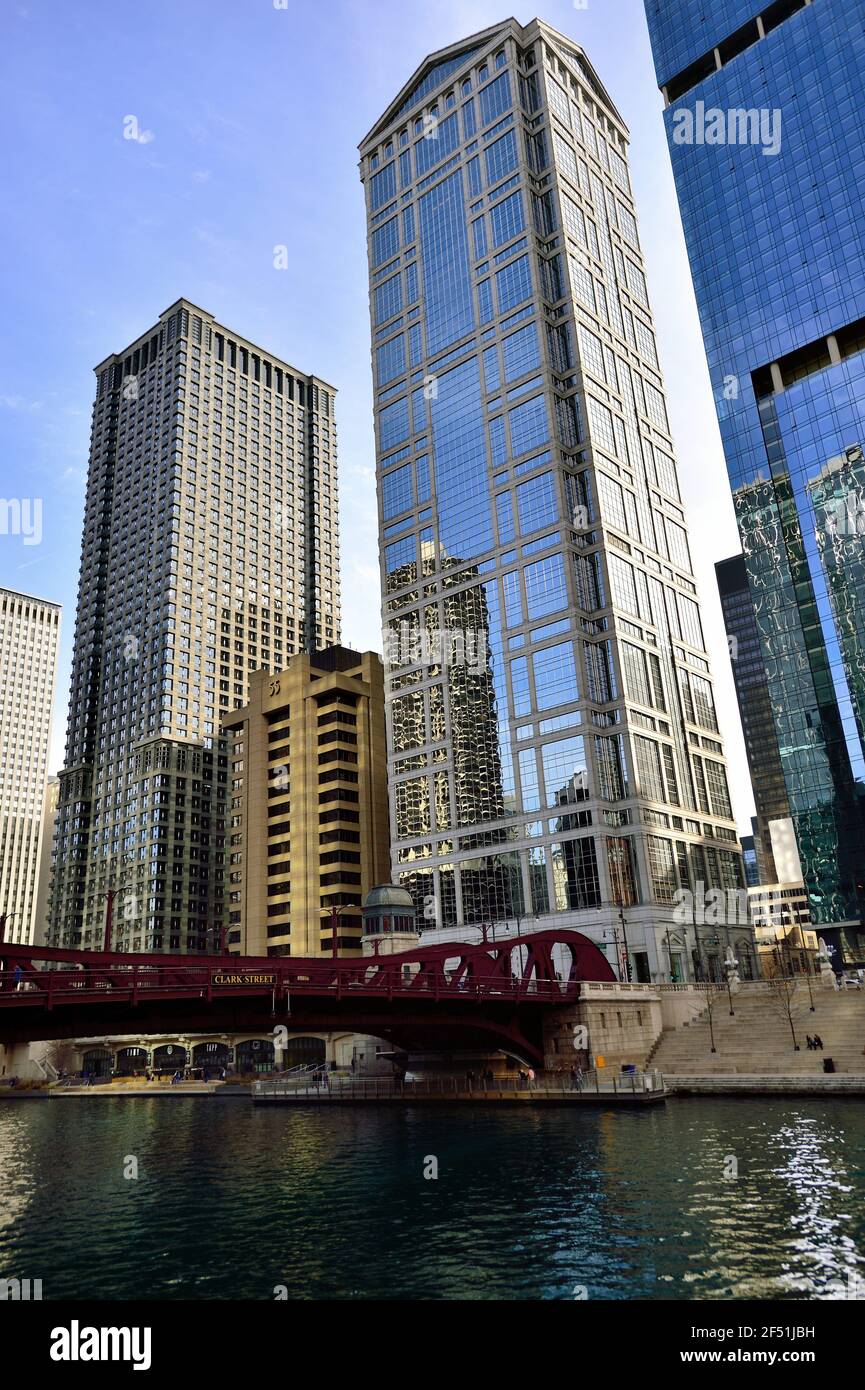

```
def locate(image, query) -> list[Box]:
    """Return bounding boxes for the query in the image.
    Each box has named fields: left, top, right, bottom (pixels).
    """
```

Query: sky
left=0, top=0, right=756, bottom=833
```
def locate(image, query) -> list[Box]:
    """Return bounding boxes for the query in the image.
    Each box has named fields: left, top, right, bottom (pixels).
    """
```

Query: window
left=485, top=130, right=518, bottom=184
left=516, top=471, right=557, bottom=533
left=490, top=190, right=525, bottom=246
left=533, top=642, right=577, bottom=710
left=509, top=395, right=549, bottom=456
left=496, top=254, right=532, bottom=314
left=524, top=553, right=568, bottom=619
left=479, top=70, right=511, bottom=126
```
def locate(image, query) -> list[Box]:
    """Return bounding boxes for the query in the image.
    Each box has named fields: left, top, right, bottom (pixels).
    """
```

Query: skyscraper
left=359, top=19, right=746, bottom=983
left=645, top=0, right=865, bottom=961
left=0, top=588, right=60, bottom=946
left=49, top=299, right=340, bottom=953
left=223, top=647, right=390, bottom=957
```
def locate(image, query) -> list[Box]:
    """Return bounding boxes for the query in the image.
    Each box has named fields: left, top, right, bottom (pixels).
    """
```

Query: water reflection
left=0, top=1099, right=862, bottom=1300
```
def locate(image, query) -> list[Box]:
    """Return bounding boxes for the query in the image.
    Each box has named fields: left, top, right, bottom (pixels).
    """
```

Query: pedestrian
left=527, top=1067, right=535, bottom=1088
left=814, top=1034, right=824, bottom=1050
left=570, top=1065, right=578, bottom=1090
left=806, top=1035, right=814, bottom=1050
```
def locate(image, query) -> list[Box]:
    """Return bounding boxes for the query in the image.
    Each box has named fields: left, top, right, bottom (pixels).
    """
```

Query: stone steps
left=652, top=986, right=865, bottom=1075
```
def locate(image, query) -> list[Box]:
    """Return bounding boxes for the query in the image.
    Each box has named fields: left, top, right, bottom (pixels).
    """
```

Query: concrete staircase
left=649, top=984, right=865, bottom=1075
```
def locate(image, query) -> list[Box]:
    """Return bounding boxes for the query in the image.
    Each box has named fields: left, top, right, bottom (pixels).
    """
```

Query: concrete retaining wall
left=667, top=1073, right=865, bottom=1095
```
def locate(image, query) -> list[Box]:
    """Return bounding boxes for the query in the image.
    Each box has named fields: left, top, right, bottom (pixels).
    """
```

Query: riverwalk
left=253, top=1071, right=667, bottom=1105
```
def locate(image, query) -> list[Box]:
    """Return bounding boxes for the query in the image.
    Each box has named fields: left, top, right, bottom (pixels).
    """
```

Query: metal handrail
left=254, top=1069, right=665, bottom=1100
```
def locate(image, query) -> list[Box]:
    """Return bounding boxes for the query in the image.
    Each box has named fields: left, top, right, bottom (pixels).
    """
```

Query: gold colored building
left=223, top=647, right=390, bottom=956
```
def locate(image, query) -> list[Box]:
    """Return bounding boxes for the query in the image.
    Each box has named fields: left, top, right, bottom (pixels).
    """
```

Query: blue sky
left=0, top=0, right=754, bottom=830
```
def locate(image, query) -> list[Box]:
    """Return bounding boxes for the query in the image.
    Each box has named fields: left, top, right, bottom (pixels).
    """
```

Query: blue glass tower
left=359, top=19, right=750, bottom=984
left=645, top=0, right=865, bottom=961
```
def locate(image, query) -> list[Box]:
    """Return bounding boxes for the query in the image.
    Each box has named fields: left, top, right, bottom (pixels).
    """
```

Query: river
left=1, top=1097, right=863, bottom=1300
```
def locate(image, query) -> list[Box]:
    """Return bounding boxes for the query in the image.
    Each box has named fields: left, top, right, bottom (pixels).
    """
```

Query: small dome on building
left=362, top=884, right=418, bottom=943
left=363, top=884, right=415, bottom=911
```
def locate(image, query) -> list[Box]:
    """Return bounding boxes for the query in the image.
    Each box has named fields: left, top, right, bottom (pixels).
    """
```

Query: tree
left=693, top=947, right=721, bottom=1052
left=763, top=951, right=803, bottom=1051
left=44, top=1040, right=78, bottom=1076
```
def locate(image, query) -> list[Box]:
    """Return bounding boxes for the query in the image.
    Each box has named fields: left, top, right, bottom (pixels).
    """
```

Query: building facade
left=0, top=589, right=60, bottom=945
left=49, top=299, right=340, bottom=953
left=360, top=19, right=746, bottom=983
left=32, top=776, right=60, bottom=946
left=223, top=648, right=390, bottom=956
left=749, top=881, right=818, bottom=976
left=645, top=0, right=865, bottom=960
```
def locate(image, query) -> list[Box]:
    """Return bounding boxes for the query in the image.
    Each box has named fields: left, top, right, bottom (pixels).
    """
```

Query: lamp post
left=321, top=903, right=359, bottom=959
left=100, top=887, right=134, bottom=954
left=0, top=912, right=22, bottom=945
left=617, top=901, right=631, bottom=982
left=608, top=839, right=633, bottom=982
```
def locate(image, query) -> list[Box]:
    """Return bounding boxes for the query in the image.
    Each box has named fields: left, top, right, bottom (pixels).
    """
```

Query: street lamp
left=802, top=938, right=816, bottom=1012
left=320, top=903, right=359, bottom=959
left=99, top=887, right=135, bottom=954
left=0, top=912, right=22, bottom=945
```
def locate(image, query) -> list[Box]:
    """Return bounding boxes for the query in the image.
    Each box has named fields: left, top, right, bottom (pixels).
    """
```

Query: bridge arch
left=115, top=1045, right=149, bottom=1076
left=235, top=1038, right=276, bottom=1074
left=82, top=1047, right=113, bottom=1079
left=280, top=1035, right=326, bottom=1069
left=152, top=1043, right=187, bottom=1074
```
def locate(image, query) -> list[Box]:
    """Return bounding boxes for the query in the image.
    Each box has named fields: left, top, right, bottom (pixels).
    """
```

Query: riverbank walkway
left=253, top=1070, right=667, bottom=1106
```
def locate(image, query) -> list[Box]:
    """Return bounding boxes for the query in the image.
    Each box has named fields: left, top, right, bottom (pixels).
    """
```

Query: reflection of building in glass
left=361, top=19, right=745, bottom=980
left=740, top=831, right=759, bottom=888
left=716, top=553, right=791, bottom=885
left=646, top=0, right=865, bottom=963
left=750, top=882, right=818, bottom=977
left=809, top=446, right=865, bottom=754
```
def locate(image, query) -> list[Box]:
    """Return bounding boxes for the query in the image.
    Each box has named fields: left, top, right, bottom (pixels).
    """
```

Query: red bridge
left=0, top=930, right=614, bottom=1066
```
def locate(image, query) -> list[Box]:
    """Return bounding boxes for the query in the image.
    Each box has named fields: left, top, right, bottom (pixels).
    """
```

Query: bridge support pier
left=543, top=990, right=663, bottom=1074
left=0, top=1041, right=50, bottom=1081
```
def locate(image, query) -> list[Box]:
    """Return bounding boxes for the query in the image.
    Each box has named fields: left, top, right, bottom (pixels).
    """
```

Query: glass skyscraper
left=360, top=19, right=748, bottom=984
left=645, top=0, right=865, bottom=961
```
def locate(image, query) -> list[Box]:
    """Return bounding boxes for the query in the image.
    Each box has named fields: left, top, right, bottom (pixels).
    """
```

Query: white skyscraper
left=0, top=588, right=60, bottom=945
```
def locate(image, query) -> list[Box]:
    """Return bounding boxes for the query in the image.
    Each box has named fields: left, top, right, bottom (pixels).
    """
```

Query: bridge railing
left=0, top=963, right=581, bottom=1006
